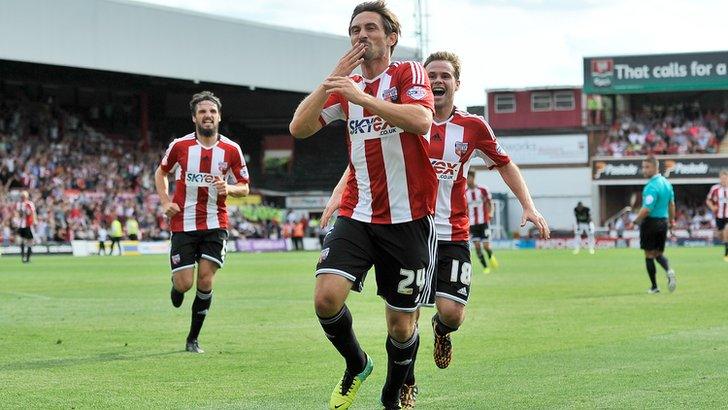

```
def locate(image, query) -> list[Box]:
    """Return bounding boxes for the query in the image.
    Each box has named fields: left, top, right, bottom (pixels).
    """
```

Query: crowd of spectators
left=596, top=108, right=726, bottom=157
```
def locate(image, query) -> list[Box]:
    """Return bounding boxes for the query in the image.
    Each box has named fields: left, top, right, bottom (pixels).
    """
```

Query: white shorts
left=575, top=222, right=594, bottom=235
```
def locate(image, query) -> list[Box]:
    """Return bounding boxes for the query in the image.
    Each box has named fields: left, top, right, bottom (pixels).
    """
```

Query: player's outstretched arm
left=496, top=161, right=550, bottom=238
left=321, top=167, right=350, bottom=227
left=290, top=44, right=367, bottom=139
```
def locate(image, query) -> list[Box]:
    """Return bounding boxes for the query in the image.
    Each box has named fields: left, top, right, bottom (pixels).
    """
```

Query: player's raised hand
left=330, top=43, right=366, bottom=77
left=162, top=202, right=181, bottom=218
left=521, top=208, right=550, bottom=239
left=213, top=176, right=228, bottom=196
left=323, top=76, right=367, bottom=105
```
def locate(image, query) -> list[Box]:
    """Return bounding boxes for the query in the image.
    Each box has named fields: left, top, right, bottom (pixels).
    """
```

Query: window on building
left=554, top=91, right=575, bottom=111
left=495, top=94, right=516, bottom=113
left=531, top=92, right=552, bottom=112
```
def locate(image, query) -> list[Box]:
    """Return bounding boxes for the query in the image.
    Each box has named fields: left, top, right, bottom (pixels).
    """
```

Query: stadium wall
left=474, top=167, right=593, bottom=233
left=0, top=0, right=417, bottom=94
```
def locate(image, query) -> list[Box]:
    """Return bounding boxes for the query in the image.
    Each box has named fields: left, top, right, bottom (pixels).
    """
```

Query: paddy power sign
left=584, top=51, right=728, bottom=94
left=592, top=155, right=728, bottom=182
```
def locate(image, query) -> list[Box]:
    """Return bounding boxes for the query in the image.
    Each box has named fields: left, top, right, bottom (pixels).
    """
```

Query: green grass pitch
left=1, top=247, right=727, bottom=408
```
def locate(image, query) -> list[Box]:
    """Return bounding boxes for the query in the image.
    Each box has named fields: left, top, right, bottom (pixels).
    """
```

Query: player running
left=155, top=91, right=249, bottom=353
left=289, top=2, right=437, bottom=408
left=399, top=51, right=549, bottom=408
left=466, top=172, right=498, bottom=273
left=572, top=201, right=595, bottom=255
left=319, top=50, right=550, bottom=409
left=706, top=169, right=728, bottom=262
left=16, top=191, right=36, bottom=263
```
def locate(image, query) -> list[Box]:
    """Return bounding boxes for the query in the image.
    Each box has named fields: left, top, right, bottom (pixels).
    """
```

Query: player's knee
left=196, top=276, right=213, bottom=292
left=440, top=306, right=465, bottom=328
left=174, top=276, right=193, bottom=293
left=313, top=291, right=342, bottom=317
left=386, top=314, right=416, bottom=342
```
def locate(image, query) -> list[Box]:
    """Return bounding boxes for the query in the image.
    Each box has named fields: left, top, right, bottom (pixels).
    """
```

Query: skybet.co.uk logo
left=348, top=116, right=401, bottom=139
left=431, top=159, right=461, bottom=181
left=185, top=172, right=216, bottom=187
left=591, top=59, right=614, bottom=87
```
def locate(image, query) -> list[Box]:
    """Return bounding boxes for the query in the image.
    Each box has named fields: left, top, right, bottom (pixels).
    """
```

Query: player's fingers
left=520, top=215, right=527, bottom=227
left=342, top=43, right=365, bottom=58
left=540, top=218, right=551, bottom=238
left=321, top=212, right=331, bottom=227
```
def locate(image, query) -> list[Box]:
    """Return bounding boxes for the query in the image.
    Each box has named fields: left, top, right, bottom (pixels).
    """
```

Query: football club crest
left=591, top=58, right=614, bottom=88
left=382, top=87, right=398, bottom=102
left=454, top=141, right=469, bottom=156
left=171, top=254, right=181, bottom=264
left=318, top=247, right=330, bottom=263
left=217, top=161, right=229, bottom=173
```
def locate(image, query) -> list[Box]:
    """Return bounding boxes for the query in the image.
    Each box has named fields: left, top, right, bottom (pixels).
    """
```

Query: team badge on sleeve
left=171, top=254, right=181, bottom=264
left=406, top=86, right=428, bottom=100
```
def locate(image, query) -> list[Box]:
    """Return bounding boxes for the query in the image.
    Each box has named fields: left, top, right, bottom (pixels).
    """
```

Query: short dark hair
left=643, top=155, right=658, bottom=167
left=350, top=1, right=400, bottom=55
left=424, top=51, right=462, bottom=80
left=189, top=91, right=221, bottom=115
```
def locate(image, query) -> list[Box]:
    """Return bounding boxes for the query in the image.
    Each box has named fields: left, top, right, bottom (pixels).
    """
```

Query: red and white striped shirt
left=707, top=183, right=728, bottom=219
left=467, top=186, right=492, bottom=227
left=319, top=61, right=437, bottom=224
left=160, top=134, right=249, bottom=232
left=17, top=200, right=35, bottom=228
left=429, top=110, right=510, bottom=241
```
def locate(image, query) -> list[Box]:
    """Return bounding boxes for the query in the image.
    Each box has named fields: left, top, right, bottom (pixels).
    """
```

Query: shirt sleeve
left=471, top=117, right=511, bottom=169
left=160, top=141, right=179, bottom=174
left=229, top=144, right=250, bottom=184
left=396, top=61, right=434, bottom=113
left=319, top=92, right=346, bottom=126
left=642, top=185, right=658, bottom=211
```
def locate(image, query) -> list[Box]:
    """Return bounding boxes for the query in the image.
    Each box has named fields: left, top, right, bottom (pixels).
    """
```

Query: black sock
left=433, top=313, right=458, bottom=336
left=476, top=249, right=487, bottom=268
left=403, top=326, right=420, bottom=386
left=485, top=248, right=493, bottom=259
left=724, top=242, right=727, bottom=256
left=20, top=243, right=25, bottom=261
left=645, top=258, right=657, bottom=289
left=382, top=329, right=419, bottom=407
left=655, top=255, right=670, bottom=272
left=26, top=246, right=32, bottom=261
left=187, top=289, right=212, bottom=342
left=318, top=305, right=366, bottom=374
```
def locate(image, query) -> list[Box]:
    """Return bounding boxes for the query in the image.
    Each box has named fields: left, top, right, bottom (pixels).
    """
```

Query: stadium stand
left=596, top=107, right=726, bottom=157
left=0, top=94, right=289, bottom=245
